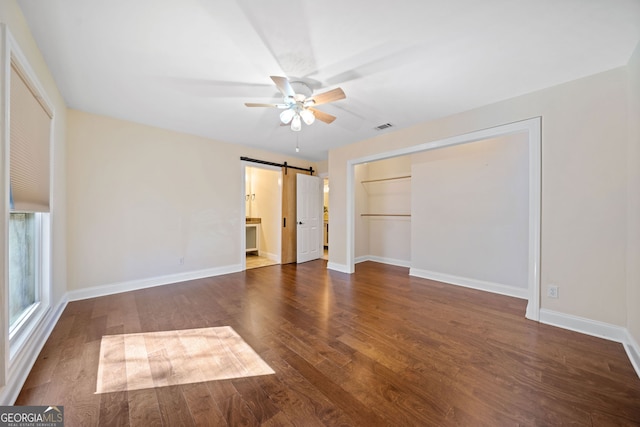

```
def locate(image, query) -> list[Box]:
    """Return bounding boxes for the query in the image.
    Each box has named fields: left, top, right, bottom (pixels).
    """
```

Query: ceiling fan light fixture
left=280, top=108, right=296, bottom=124
left=291, top=114, right=302, bottom=131
left=245, top=76, right=345, bottom=133
left=300, top=109, right=315, bottom=125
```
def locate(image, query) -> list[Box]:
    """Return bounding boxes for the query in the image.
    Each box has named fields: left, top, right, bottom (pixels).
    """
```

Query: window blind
left=9, top=58, right=52, bottom=212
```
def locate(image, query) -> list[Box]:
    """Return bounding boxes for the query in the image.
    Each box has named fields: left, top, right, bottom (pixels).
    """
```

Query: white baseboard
left=67, top=264, right=243, bottom=301
left=258, top=250, right=280, bottom=263
left=539, top=309, right=627, bottom=342
left=355, top=255, right=411, bottom=268
left=624, top=331, right=640, bottom=378
left=409, top=268, right=528, bottom=300
left=0, top=295, right=68, bottom=405
left=540, top=309, right=640, bottom=378
left=326, top=262, right=352, bottom=274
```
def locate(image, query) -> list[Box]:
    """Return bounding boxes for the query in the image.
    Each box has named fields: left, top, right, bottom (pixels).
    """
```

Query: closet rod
left=361, top=175, right=411, bottom=184
left=240, top=157, right=314, bottom=175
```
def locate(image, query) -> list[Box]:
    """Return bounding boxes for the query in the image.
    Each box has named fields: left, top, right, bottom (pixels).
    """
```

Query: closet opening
left=345, top=118, right=541, bottom=321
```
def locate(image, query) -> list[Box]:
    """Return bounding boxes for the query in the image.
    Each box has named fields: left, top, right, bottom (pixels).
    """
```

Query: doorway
left=243, top=164, right=282, bottom=270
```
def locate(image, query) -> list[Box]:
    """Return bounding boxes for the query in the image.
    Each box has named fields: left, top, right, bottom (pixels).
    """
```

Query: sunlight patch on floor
left=96, top=326, right=274, bottom=393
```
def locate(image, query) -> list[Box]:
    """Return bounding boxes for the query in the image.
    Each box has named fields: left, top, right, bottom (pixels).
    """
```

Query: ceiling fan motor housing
left=289, top=81, right=313, bottom=100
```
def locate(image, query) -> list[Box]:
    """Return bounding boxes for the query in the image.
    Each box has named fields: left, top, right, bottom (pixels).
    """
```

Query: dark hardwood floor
left=16, top=261, right=640, bottom=426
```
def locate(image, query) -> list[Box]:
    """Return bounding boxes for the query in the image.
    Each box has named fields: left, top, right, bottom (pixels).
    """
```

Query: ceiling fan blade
left=270, top=76, right=295, bottom=98
left=309, top=108, right=336, bottom=124
left=245, top=102, right=287, bottom=108
left=309, top=87, right=345, bottom=106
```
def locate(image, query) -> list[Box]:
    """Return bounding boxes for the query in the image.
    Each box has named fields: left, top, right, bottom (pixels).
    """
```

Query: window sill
left=9, top=302, right=49, bottom=364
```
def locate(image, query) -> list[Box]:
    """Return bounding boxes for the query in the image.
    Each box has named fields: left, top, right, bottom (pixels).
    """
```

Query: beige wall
left=329, top=65, right=629, bottom=326
left=627, top=42, right=640, bottom=344
left=316, top=159, right=328, bottom=176
left=67, top=109, right=314, bottom=291
left=411, top=134, right=529, bottom=290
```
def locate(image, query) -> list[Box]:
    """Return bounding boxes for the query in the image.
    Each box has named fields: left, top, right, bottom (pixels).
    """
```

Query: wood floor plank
left=181, top=382, right=226, bottom=426
left=15, top=260, right=640, bottom=426
left=232, top=377, right=282, bottom=424
left=14, top=382, right=48, bottom=406
left=98, top=391, right=130, bottom=427
left=123, top=334, right=155, bottom=392
left=280, top=343, right=388, bottom=426
left=127, top=389, right=163, bottom=427
left=154, top=385, right=196, bottom=426
left=97, top=334, right=127, bottom=394
left=257, top=348, right=354, bottom=426
left=218, top=391, right=260, bottom=426
left=61, top=340, right=103, bottom=426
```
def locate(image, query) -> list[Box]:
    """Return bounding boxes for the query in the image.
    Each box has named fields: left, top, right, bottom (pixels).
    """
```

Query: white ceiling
left=17, top=0, right=640, bottom=161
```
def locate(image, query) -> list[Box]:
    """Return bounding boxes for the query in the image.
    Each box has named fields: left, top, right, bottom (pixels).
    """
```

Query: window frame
left=8, top=211, right=40, bottom=334
left=8, top=212, right=50, bottom=348
left=1, top=27, right=54, bottom=367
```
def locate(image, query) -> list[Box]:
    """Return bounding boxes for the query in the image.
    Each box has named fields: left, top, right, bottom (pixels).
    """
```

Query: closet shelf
left=360, top=175, right=411, bottom=184
left=360, top=213, right=411, bottom=217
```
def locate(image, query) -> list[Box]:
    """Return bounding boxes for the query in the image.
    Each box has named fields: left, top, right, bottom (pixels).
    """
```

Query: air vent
left=374, top=123, right=393, bottom=131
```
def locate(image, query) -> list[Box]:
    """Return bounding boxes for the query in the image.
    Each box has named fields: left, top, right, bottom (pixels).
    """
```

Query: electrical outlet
left=547, top=285, right=559, bottom=299
left=179, top=257, right=185, bottom=265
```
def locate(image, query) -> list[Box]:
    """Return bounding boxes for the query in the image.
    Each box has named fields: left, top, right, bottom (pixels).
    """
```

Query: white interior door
left=297, top=174, right=322, bottom=263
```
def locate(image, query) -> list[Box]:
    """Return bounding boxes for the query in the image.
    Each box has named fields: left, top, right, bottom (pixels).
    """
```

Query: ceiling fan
left=245, top=76, right=346, bottom=131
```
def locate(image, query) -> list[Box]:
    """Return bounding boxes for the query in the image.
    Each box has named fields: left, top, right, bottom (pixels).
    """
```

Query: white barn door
left=296, top=174, right=322, bottom=263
